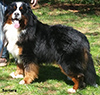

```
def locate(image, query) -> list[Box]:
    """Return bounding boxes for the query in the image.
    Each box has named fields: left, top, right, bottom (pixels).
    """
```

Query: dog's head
left=4, top=2, right=37, bottom=29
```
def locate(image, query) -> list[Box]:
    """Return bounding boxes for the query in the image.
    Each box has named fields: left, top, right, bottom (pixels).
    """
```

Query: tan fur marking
left=20, top=6, right=23, bottom=10
left=21, top=15, right=28, bottom=29
left=24, top=63, right=39, bottom=84
left=23, top=17, right=28, bottom=26
left=72, top=78, right=79, bottom=90
left=59, top=65, right=68, bottom=76
left=84, top=48, right=88, bottom=63
left=14, top=64, right=24, bottom=76
left=82, top=48, right=88, bottom=69
left=13, top=5, right=17, bottom=9
left=6, top=14, right=12, bottom=24
left=18, top=46, right=23, bottom=55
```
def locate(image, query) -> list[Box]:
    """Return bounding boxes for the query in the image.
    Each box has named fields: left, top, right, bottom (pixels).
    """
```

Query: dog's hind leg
left=59, top=65, right=85, bottom=94
left=19, top=63, right=39, bottom=84
left=67, top=74, right=85, bottom=94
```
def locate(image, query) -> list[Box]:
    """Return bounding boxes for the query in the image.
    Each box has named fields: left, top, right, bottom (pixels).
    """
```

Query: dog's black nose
left=14, top=12, right=19, bottom=17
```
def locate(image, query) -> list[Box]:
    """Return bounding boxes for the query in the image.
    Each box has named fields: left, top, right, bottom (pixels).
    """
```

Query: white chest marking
left=4, top=24, right=22, bottom=63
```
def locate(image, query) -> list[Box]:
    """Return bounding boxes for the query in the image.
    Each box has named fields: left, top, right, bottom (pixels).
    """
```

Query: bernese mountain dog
left=3, top=2, right=98, bottom=93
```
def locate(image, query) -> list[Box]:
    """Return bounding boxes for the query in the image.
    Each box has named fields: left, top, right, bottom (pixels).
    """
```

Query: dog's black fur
left=3, top=2, right=97, bottom=92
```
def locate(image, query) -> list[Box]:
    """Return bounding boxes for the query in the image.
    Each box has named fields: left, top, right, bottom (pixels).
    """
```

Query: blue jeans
left=0, top=2, right=9, bottom=59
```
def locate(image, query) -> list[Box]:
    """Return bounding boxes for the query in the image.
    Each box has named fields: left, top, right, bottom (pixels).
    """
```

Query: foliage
left=38, top=0, right=100, bottom=5
left=67, top=0, right=100, bottom=4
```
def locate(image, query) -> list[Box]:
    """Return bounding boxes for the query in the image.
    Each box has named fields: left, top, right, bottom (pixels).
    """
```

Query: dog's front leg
left=10, top=63, right=24, bottom=78
left=19, top=63, right=39, bottom=84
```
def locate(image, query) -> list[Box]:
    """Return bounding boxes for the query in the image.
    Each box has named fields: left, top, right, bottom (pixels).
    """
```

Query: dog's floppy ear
left=24, top=3, right=37, bottom=26
left=24, top=3, right=37, bottom=30
left=26, top=13, right=37, bottom=40
left=3, top=2, right=16, bottom=25
left=3, top=5, right=12, bottom=24
left=19, top=3, right=37, bottom=41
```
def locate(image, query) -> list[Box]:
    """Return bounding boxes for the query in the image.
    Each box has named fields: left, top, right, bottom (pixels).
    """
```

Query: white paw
left=10, top=72, right=23, bottom=78
left=15, top=74, right=23, bottom=78
left=19, top=80, right=25, bottom=84
left=67, top=88, right=76, bottom=94
left=10, top=72, right=16, bottom=78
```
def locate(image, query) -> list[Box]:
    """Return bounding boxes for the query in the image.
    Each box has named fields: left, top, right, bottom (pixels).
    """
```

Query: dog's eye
left=20, top=7, right=23, bottom=10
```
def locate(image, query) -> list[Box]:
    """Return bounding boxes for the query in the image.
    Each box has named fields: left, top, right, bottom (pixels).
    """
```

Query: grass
left=0, top=3, right=100, bottom=95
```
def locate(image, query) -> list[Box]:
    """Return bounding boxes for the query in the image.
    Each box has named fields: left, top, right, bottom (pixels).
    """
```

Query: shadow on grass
left=85, top=32, right=100, bottom=37
left=33, top=65, right=100, bottom=86
left=0, top=64, right=99, bottom=87
left=94, top=56, right=100, bottom=85
left=97, top=75, right=100, bottom=85
left=33, top=65, right=73, bottom=85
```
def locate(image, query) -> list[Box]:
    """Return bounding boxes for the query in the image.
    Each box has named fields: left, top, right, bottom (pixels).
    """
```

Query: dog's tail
left=84, top=51, right=98, bottom=87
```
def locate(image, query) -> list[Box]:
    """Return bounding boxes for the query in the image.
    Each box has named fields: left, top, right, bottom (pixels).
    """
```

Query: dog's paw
left=10, top=72, right=23, bottom=78
left=10, top=72, right=16, bottom=78
left=67, top=88, right=76, bottom=94
left=15, top=74, right=23, bottom=78
left=19, top=80, right=25, bottom=84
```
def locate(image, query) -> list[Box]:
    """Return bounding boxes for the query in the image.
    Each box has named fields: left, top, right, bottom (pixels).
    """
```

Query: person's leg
left=0, top=2, right=9, bottom=66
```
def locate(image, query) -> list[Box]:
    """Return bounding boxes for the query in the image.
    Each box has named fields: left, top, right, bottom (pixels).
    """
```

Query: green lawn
left=0, top=4, right=100, bottom=95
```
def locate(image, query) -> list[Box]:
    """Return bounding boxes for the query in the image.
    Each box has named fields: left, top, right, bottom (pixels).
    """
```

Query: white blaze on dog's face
left=12, top=2, right=22, bottom=21
left=12, top=2, right=22, bottom=29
